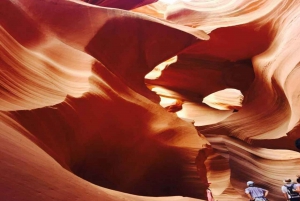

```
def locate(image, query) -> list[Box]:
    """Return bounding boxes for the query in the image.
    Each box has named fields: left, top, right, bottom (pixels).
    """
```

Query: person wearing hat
left=281, top=178, right=300, bottom=201
left=245, top=181, right=269, bottom=201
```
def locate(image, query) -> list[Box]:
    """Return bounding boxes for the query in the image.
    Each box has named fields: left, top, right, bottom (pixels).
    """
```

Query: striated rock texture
left=142, top=0, right=300, bottom=200
left=1, top=0, right=300, bottom=201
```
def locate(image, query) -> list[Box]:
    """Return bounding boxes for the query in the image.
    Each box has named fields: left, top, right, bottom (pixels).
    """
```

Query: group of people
left=206, top=176, right=300, bottom=201
left=245, top=176, right=300, bottom=201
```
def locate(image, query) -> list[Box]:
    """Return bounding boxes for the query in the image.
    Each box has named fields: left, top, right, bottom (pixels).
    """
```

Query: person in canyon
left=245, top=181, right=269, bottom=201
left=206, top=182, right=215, bottom=201
left=295, top=176, right=300, bottom=193
left=281, top=178, right=300, bottom=201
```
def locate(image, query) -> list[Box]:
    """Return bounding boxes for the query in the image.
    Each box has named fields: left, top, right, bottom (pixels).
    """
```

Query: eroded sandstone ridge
left=1, top=0, right=300, bottom=201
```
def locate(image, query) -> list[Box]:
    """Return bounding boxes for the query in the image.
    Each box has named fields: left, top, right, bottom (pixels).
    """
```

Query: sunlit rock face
left=142, top=0, right=300, bottom=200
left=1, top=0, right=300, bottom=201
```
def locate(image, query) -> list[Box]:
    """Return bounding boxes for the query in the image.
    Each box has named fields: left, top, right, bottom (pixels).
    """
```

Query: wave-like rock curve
left=1, top=0, right=300, bottom=201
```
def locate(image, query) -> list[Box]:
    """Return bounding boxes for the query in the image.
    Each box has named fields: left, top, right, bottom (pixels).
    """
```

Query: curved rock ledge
left=1, top=0, right=300, bottom=200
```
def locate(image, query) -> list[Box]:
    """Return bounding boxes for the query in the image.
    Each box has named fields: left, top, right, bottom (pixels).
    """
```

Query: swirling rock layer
left=1, top=0, right=300, bottom=201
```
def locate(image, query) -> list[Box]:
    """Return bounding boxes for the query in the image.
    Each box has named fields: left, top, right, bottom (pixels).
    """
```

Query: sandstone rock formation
left=1, top=0, right=300, bottom=201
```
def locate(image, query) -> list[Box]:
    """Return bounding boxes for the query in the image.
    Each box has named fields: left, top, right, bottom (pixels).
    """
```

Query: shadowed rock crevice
left=9, top=61, right=208, bottom=199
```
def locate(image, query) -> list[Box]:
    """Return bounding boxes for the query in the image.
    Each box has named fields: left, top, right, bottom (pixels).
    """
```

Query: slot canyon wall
left=1, top=0, right=300, bottom=201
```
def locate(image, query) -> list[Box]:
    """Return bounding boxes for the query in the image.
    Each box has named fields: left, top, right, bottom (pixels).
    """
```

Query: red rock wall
left=1, top=0, right=300, bottom=201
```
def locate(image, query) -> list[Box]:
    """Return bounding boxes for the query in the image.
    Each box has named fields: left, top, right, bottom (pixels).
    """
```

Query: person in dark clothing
left=281, top=178, right=300, bottom=201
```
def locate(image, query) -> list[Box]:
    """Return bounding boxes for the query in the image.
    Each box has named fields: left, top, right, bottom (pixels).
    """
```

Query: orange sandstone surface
left=1, top=0, right=300, bottom=201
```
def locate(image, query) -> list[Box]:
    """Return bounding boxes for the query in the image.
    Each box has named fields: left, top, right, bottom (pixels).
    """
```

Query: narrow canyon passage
left=1, top=0, right=300, bottom=201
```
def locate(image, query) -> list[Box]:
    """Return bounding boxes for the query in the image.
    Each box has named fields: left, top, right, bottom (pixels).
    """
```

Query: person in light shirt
left=245, top=181, right=269, bottom=201
left=206, top=182, right=215, bottom=201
